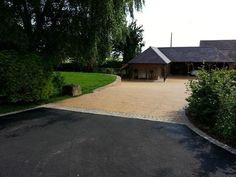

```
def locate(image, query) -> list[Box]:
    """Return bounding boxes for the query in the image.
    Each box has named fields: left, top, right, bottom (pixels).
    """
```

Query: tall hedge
left=187, top=69, right=236, bottom=138
left=0, top=51, right=58, bottom=103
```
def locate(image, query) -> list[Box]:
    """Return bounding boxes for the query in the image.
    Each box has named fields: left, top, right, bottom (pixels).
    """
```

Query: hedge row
left=186, top=69, right=236, bottom=139
left=0, top=51, right=64, bottom=103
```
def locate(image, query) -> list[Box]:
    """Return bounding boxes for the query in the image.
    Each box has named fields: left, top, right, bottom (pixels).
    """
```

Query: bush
left=52, top=72, right=64, bottom=96
left=186, top=69, right=236, bottom=138
left=101, top=60, right=123, bottom=68
left=215, top=91, right=236, bottom=137
left=0, top=51, right=62, bottom=103
left=186, top=70, right=220, bottom=125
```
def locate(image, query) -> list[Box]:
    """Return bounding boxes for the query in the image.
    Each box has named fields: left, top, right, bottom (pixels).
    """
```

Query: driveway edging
left=44, top=105, right=186, bottom=125
left=184, top=114, right=236, bottom=155
left=45, top=105, right=236, bottom=155
left=93, top=75, right=121, bottom=93
left=1, top=103, right=236, bottom=155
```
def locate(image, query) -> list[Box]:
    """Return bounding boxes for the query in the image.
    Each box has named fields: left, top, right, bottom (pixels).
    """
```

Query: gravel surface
left=52, top=77, right=190, bottom=124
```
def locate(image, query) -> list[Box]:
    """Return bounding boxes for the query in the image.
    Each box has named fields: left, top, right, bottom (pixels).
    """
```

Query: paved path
left=53, top=77, right=189, bottom=124
left=0, top=108, right=235, bottom=177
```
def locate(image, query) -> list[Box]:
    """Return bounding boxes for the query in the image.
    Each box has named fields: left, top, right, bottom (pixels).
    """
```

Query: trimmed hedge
left=0, top=51, right=63, bottom=103
left=187, top=69, right=236, bottom=138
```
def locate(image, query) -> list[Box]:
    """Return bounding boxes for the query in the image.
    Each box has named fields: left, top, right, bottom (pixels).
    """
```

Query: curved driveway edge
left=45, top=104, right=236, bottom=155
left=0, top=107, right=236, bottom=177
left=54, top=78, right=189, bottom=123
left=184, top=115, right=236, bottom=155
left=93, top=75, right=121, bottom=92
left=49, top=77, right=236, bottom=155
left=44, top=104, right=187, bottom=125
left=1, top=75, right=236, bottom=156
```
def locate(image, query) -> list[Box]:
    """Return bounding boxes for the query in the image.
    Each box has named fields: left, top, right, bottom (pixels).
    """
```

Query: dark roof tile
left=200, top=40, right=236, bottom=50
left=128, top=47, right=171, bottom=64
left=158, top=47, right=234, bottom=63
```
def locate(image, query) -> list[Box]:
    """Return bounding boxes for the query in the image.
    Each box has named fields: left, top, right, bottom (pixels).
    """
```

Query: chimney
left=170, top=32, right=173, bottom=47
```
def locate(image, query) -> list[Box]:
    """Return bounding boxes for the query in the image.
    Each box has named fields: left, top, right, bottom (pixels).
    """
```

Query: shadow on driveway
left=0, top=108, right=235, bottom=177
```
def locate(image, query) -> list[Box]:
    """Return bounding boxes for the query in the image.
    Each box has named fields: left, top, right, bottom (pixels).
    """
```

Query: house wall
left=128, top=64, right=169, bottom=80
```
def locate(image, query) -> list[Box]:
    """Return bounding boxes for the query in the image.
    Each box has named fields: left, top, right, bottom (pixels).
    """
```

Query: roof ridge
left=127, top=47, right=171, bottom=64
left=151, top=47, right=171, bottom=64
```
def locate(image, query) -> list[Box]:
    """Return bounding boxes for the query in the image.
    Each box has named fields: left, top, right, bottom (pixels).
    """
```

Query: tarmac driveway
left=0, top=108, right=235, bottom=177
left=53, top=77, right=189, bottom=123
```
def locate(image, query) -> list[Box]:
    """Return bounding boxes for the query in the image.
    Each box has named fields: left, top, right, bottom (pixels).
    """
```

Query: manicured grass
left=0, top=72, right=116, bottom=114
left=59, top=72, right=116, bottom=94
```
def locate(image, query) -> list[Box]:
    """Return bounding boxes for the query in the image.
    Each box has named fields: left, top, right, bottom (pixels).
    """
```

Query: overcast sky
left=134, top=0, right=236, bottom=50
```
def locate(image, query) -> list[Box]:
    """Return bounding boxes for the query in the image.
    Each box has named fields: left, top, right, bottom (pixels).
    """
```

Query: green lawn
left=0, top=72, right=116, bottom=114
left=60, top=72, right=116, bottom=94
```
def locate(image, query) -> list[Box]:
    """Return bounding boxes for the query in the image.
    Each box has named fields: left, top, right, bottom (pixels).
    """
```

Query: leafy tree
left=0, top=0, right=145, bottom=102
left=0, top=0, right=145, bottom=66
left=113, top=20, right=145, bottom=63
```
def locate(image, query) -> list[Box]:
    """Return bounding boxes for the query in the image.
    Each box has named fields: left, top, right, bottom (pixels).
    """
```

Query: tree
left=0, top=0, right=145, bottom=66
left=113, top=20, right=145, bottom=63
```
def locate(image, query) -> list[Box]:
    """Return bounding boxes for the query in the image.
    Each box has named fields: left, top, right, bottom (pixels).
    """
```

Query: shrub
left=186, top=70, right=220, bottom=125
left=0, top=51, right=61, bottom=103
left=186, top=69, right=236, bottom=139
left=52, top=72, right=64, bottom=96
left=105, top=68, right=115, bottom=74
left=214, top=70, right=236, bottom=138
left=101, top=60, right=123, bottom=68
left=215, top=90, right=236, bottom=137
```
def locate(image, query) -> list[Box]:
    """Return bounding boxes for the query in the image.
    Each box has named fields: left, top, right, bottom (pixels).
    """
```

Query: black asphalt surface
left=0, top=108, right=236, bottom=177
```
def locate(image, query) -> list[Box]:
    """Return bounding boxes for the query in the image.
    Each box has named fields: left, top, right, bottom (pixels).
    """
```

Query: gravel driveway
left=52, top=77, right=189, bottom=123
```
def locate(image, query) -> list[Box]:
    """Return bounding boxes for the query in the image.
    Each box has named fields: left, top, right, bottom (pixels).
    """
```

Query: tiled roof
left=158, top=47, right=234, bottom=63
left=128, top=47, right=171, bottom=64
left=200, top=40, right=236, bottom=62
left=200, top=40, right=236, bottom=50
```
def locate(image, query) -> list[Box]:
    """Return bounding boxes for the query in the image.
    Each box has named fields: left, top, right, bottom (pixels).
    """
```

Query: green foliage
left=216, top=91, right=236, bottom=137
left=0, top=72, right=115, bottom=114
left=113, top=20, right=145, bottom=63
left=187, top=69, right=236, bottom=138
left=1, top=0, right=145, bottom=66
left=102, top=59, right=123, bottom=68
left=52, top=72, right=65, bottom=96
left=186, top=70, right=220, bottom=125
left=104, top=68, right=116, bottom=74
left=0, top=51, right=62, bottom=103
